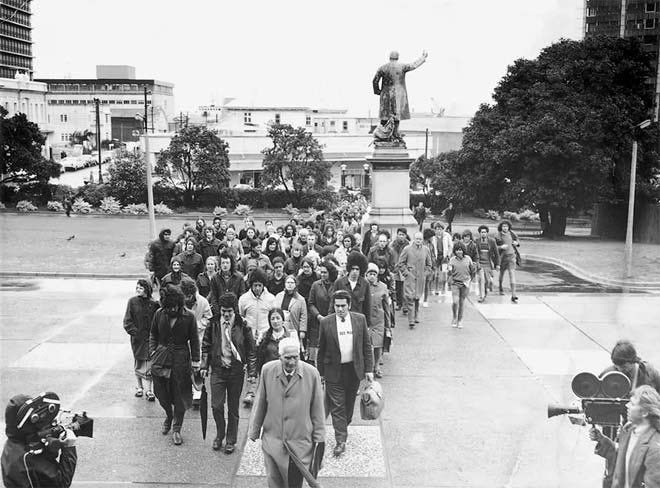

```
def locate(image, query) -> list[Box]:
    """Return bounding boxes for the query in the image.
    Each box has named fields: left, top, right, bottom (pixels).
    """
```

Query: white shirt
left=348, top=278, right=358, bottom=291
left=336, top=313, right=353, bottom=364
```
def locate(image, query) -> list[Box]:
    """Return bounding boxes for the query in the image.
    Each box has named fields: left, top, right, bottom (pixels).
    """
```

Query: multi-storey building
left=585, top=0, right=660, bottom=119
left=36, top=65, right=175, bottom=152
left=0, top=0, right=33, bottom=80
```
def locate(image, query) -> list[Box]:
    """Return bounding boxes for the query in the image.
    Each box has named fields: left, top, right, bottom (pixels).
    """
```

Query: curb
left=0, top=271, right=145, bottom=280
left=525, top=254, right=660, bottom=290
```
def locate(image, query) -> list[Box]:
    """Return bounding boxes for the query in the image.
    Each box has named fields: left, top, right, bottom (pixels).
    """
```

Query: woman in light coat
left=274, top=275, right=308, bottom=346
left=365, top=263, right=391, bottom=378
left=397, top=232, right=432, bottom=327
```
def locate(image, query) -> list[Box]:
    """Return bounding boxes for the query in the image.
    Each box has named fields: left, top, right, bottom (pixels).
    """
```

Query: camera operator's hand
left=59, top=428, right=77, bottom=448
left=589, top=426, right=603, bottom=442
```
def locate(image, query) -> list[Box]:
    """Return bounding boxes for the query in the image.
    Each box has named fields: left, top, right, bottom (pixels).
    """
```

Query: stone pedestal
left=362, top=142, right=418, bottom=236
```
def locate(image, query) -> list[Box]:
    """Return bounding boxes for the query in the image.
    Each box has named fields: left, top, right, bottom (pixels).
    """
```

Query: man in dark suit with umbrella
left=318, top=290, right=374, bottom=457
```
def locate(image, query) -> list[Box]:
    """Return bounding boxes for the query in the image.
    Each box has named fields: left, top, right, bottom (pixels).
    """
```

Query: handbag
left=360, top=381, right=384, bottom=420
left=150, top=344, right=173, bottom=379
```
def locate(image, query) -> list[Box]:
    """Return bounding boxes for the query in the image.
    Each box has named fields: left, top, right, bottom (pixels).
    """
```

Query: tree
left=410, top=156, right=441, bottom=197
left=107, top=151, right=147, bottom=204
left=261, top=124, right=331, bottom=205
left=443, top=36, right=658, bottom=237
left=1, top=106, right=61, bottom=186
left=155, top=126, right=230, bottom=206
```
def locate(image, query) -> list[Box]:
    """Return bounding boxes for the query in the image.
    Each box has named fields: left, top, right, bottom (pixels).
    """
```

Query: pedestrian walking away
left=248, top=337, right=326, bottom=488
left=318, top=290, right=374, bottom=457
left=495, top=220, right=521, bottom=303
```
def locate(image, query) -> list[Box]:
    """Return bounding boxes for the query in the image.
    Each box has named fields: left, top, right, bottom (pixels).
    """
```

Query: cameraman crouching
left=589, top=385, right=660, bottom=488
left=1, top=394, right=77, bottom=488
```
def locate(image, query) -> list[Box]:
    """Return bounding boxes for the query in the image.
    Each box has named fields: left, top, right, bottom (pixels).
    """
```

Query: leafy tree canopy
left=261, top=124, right=331, bottom=204
left=155, top=125, right=230, bottom=206
left=1, top=107, right=61, bottom=185
left=107, top=150, right=147, bottom=204
left=441, top=36, right=658, bottom=236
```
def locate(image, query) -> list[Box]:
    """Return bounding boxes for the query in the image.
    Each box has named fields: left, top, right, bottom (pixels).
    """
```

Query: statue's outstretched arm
left=407, top=50, right=428, bottom=71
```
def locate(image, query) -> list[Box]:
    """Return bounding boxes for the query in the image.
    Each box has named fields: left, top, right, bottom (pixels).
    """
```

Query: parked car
left=61, top=157, right=86, bottom=171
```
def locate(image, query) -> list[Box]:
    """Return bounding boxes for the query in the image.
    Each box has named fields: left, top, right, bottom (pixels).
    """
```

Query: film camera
left=547, top=371, right=631, bottom=427
left=16, top=392, right=94, bottom=454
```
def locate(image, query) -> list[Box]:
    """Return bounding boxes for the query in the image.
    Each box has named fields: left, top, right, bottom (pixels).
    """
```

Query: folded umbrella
left=284, top=440, right=324, bottom=488
left=200, top=383, right=208, bottom=440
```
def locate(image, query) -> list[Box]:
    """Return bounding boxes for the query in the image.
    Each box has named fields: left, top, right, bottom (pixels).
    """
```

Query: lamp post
left=340, top=163, right=347, bottom=188
left=136, top=113, right=156, bottom=240
left=624, top=119, right=652, bottom=278
left=93, top=98, right=103, bottom=183
left=363, top=162, right=371, bottom=189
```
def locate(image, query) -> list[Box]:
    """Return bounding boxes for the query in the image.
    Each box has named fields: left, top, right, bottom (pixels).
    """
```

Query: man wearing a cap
left=318, top=290, right=374, bottom=457
left=249, top=337, right=325, bottom=488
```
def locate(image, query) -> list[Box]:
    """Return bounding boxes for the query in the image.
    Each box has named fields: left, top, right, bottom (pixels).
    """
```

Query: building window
left=60, top=114, right=67, bottom=122
left=274, top=113, right=280, bottom=124
left=244, top=112, right=252, bottom=123
left=646, top=2, right=657, bottom=13
left=306, top=115, right=311, bottom=126
left=586, top=7, right=596, bottom=17
left=645, top=18, right=656, bottom=29
left=342, top=120, right=348, bottom=131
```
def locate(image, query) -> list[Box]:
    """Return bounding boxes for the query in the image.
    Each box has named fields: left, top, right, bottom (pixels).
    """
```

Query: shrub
left=76, top=183, right=111, bottom=207
left=122, top=203, right=148, bottom=215
left=473, top=208, right=488, bottom=219
left=283, top=203, right=300, bottom=216
left=213, top=206, right=228, bottom=217
left=486, top=210, right=500, bottom=221
left=16, top=200, right=38, bottom=212
left=502, top=211, right=520, bottom=221
left=154, top=202, right=173, bottom=215
left=0, top=202, right=5, bottom=209
left=47, top=201, right=64, bottom=212
left=99, top=196, right=122, bottom=214
left=518, top=209, right=540, bottom=222
left=72, top=197, right=93, bottom=214
left=233, top=204, right=252, bottom=216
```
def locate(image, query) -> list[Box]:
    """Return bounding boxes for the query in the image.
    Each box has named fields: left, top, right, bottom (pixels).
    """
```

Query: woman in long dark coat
left=123, top=279, right=159, bottom=401
left=307, top=260, right=337, bottom=366
left=149, top=285, right=200, bottom=446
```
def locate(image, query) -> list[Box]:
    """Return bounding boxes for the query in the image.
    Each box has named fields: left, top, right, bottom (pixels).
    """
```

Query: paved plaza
left=1, top=270, right=659, bottom=487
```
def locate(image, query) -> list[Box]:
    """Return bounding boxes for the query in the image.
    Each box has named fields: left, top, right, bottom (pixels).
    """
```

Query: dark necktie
left=286, top=374, right=292, bottom=383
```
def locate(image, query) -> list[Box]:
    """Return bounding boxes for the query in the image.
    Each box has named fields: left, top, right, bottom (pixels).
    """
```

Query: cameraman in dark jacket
left=2, top=394, right=77, bottom=488
left=200, top=292, right=257, bottom=453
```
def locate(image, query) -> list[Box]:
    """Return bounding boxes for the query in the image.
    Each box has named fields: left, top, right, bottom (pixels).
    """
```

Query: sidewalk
left=1, top=213, right=659, bottom=288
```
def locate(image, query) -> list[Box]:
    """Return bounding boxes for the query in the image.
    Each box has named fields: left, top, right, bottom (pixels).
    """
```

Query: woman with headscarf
left=274, top=276, right=308, bottom=344
left=123, top=279, right=160, bottom=401
left=365, top=262, right=391, bottom=378
left=161, top=258, right=192, bottom=288
left=149, top=285, right=200, bottom=446
left=255, top=308, right=292, bottom=373
left=308, top=260, right=337, bottom=366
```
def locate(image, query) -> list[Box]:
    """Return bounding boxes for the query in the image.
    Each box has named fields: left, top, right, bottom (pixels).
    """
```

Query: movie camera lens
left=571, top=372, right=600, bottom=398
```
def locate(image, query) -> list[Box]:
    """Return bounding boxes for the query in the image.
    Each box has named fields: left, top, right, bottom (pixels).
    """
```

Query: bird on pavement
left=66, top=235, right=75, bottom=241
left=119, top=252, right=126, bottom=257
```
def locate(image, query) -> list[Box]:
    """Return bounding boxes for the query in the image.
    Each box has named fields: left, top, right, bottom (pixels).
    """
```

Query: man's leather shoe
left=333, top=441, right=346, bottom=457
left=224, top=443, right=235, bottom=454
left=212, top=437, right=222, bottom=451
left=172, top=432, right=182, bottom=445
left=161, top=419, right=172, bottom=435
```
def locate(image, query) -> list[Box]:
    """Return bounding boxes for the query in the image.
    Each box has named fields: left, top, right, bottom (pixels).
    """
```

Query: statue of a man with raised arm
left=372, top=50, right=428, bottom=143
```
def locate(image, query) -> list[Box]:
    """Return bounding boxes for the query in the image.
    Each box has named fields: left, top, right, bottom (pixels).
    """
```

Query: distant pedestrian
left=196, top=256, right=218, bottom=299
left=365, top=263, right=391, bottom=378
left=413, top=202, right=427, bottom=231
left=123, top=279, right=159, bottom=401
left=147, top=228, right=175, bottom=286
left=389, top=228, right=409, bottom=312
left=307, top=260, right=337, bottom=367
left=475, top=225, right=500, bottom=303
left=318, top=290, right=374, bottom=457
left=200, top=292, right=257, bottom=453
left=495, top=220, right=520, bottom=303
left=174, top=238, right=204, bottom=280
left=441, top=202, right=455, bottom=233
left=362, top=223, right=380, bottom=255
left=199, top=226, right=222, bottom=265
left=149, top=285, right=200, bottom=446
left=448, top=242, right=475, bottom=329
left=208, top=251, right=247, bottom=318
left=397, top=232, right=432, bottom=327
left=160, top=258, right=192, bottom=289
left=333, top=252, right=371, bottom=327
left=274, top=275, right=308, bottom=343
left=267, top=257, right=287, bottom=296
left=63, top=192, right=73, bottom=217
left=181, top=280, right=212, bottom=409
left=255, top=308, right=292, bottom=373
left=248, top=337, right=326, bottom=488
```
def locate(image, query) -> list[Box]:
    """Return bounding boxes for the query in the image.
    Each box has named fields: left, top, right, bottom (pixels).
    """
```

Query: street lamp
left=340, top=163, right=347, bottom=188
left=93, top=98, right=103, bottom=183
left=136, top=113, right=156, bottom=240
left=624, top=118, right=652, bottom=278
left=363, top=162, right=371, bottom=188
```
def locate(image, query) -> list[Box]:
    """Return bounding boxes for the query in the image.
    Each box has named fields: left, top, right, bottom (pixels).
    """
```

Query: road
left=1, top=273, right=659, bottom=487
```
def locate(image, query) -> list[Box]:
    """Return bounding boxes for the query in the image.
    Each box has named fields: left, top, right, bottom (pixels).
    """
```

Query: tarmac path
left=0, top=275, right=658, bottom=487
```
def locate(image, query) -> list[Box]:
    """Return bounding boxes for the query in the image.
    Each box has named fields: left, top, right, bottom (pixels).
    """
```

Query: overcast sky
left=32, top=0, right=584, bottom=116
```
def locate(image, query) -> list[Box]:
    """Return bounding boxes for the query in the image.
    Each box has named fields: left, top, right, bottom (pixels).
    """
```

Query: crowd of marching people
left=122, top=213, right=521, bottom=482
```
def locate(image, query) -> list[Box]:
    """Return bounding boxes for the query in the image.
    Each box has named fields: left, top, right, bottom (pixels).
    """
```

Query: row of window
left=0, top=6, right=30, bottom=26
left=0, top=36, right=31, bottom=55
left=587, top=2, right=658, bottom=16
left=3, top=0, right=31, bottom=12
left=47, top=83, right=172, bottom=96
left=0, top=21, right=30, bottom=40
left=0, top=51, right=32, bottom=68
left=587, top=17, right=657, bottom=31
left=48, top=99, right=151, bottom=105
left=242, top=112, right=349, bottom=130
